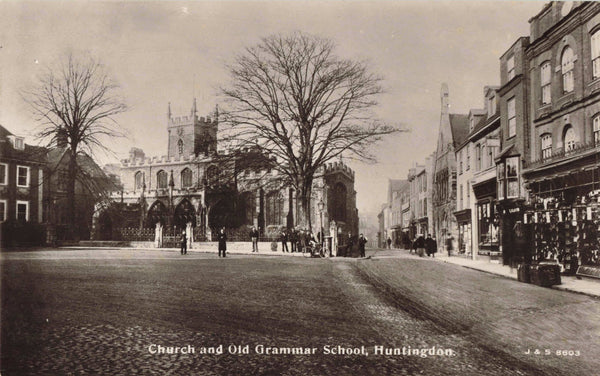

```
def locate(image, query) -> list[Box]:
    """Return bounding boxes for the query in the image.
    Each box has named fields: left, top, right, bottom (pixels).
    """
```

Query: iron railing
left=527, top=141, right=600, bottom=170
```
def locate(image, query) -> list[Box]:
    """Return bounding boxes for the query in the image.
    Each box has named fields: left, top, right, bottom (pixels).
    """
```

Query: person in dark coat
left=414, top=234, right=425, bottom=257
left=298, top=230, right=306, bottom=253
left=446, top=233, right=454, bottom=257
left=280, top=229, right=289, bottom=252
left=290, top=228, right=298, bottom=252
left=180, top=231, right=187, bottom=255
left=249, top=226, right=259, bottom=252
left=425, top=234, right=437, bottom=257
left=358, top=233, right=368, bottom=258
left=218, top=227, right=227, bottom=257
left=346, top=232, right=354, bottom=257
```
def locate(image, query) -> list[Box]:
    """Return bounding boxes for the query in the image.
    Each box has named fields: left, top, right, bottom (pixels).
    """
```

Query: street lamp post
left=317, top=199, right=324, bottom=250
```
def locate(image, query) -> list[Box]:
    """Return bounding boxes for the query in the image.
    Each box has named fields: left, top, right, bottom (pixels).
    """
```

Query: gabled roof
left=0, top=124, right=13, bottom=138
left=449, top=114, right=469, bottom=147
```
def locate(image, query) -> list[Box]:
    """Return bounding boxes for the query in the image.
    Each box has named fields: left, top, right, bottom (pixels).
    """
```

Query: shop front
left=472, top=177, right=499, bottom=260
left=454, top=209, right=471, bottom=257
left=524, top=165, right=600, bottom=277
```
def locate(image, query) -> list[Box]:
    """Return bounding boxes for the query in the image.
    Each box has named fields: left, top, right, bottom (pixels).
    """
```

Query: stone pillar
left=186, top=222, right=193, bottom=249
left=330, top=220, right=338, bottom=257
left=154, top=222, right=163, bottom=248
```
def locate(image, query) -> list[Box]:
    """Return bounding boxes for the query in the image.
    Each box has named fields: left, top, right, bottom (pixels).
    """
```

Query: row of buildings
left=380, top=2, right=600, bottom=276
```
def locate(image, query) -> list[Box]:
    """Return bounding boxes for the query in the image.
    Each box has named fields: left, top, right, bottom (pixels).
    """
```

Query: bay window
left=497, top=156, right=520, bottom=199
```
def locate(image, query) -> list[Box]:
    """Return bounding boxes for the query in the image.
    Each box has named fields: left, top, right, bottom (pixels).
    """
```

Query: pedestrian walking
left=446, top=233, right=454, bottom=257
left=280, top=229, right=289, bottom=252
left=180, top=231, right=187, bottom=255
left=425, top=233, right=437, bottom=257
left=218, top=227, right=227, bottom=257
left=358, top=233, right=368, bottom=258
left=250, top=226, right=259, bottom=252
left=414, top=234, right=425, bottom=257
left=387, top=237, right=392, bottom=249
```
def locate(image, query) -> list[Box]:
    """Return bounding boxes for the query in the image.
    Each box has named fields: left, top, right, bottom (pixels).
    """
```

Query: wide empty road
left=2, top=249, right=598, bottom=375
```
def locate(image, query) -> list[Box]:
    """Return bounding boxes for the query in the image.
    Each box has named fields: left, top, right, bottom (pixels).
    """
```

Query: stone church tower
left=167, top=99, right=218, bottom=158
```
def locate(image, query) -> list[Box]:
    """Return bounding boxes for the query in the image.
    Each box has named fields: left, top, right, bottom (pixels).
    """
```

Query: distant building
left=388, top=179, right=408, bottom=247
left=408, top=154, right=434, bottom=240
left=432, top=84, right=469, bottom=252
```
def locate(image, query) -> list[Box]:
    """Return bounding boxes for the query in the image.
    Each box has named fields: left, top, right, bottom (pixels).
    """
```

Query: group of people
left=410, top=233, right=438, bottom=257
left=346, top=232, right=369, bottom=258
left=278, top=227, right=318, bottom=253
left=179, top=226, right=369, bottom=258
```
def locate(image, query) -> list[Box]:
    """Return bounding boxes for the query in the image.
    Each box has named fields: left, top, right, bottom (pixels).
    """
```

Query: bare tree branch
left=219, top=32, right=402, bottom=227
left=21, top=53, right=128, bottom=239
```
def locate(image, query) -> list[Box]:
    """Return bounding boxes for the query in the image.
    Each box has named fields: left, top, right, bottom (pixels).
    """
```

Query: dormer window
left=470, top=118, right=475, bottom=131
left=14, top=137, right=24, bottom=150
left=8, top=136, right=25, bottom=150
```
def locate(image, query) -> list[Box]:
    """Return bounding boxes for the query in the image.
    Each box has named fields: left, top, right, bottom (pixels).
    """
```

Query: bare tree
left=220, top=32, right=400, bottom=228
left=23, top=53, right=127, bottom=238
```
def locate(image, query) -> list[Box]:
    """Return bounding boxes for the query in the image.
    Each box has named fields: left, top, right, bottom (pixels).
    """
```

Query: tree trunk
left=296, top=177, right=313, bottom=231
left=67, top=148, right=77, bottom=240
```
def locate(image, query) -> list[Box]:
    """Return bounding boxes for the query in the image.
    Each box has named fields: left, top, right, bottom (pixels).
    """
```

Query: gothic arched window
left=134, top=171, right=144, bottom=191
left=157, top=170, right=168, bottom=189
left=266, top=191, right=284, bottom=226
left=181, top=168, right=193, bottom=188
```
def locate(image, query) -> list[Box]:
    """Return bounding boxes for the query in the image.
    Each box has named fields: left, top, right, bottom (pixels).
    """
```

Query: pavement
left=373, top=247, right=600, bottom=298
left=56, top=243, right=600, bottom=298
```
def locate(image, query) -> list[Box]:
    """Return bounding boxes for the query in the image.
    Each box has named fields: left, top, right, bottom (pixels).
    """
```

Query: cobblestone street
left=2, top=249, right=598, bottom=375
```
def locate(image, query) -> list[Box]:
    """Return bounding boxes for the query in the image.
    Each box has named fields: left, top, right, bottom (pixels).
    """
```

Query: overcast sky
left=0, top=0, right=545, bottom=223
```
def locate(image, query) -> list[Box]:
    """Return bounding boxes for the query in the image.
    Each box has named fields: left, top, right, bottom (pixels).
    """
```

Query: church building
left=96, top=99, right=358, bottom=242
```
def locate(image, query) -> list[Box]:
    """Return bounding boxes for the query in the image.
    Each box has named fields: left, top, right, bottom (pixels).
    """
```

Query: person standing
left=180, top=231, right=187, bottom=255
left=250, top=226, right=259, bottom=253
left=280, top=229, right=289, bottom=253
left=425, top=234, right=437, bottom=257
left=299, top=230, right=307, bottom=254
left=446, top=233, right=454, bottom=257
left=414, top=234, right=425, bottom=257
left=290, top=228, right=297, bottom=253
left=346, top=232, right=354, bottom=257
left=387, top=237, right=392, bottom=249
left=218, top=227, right=227, bottom=257
left=358, top=233, right=368, bottom=258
